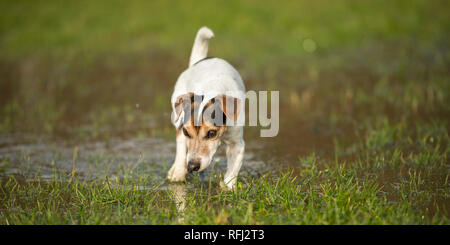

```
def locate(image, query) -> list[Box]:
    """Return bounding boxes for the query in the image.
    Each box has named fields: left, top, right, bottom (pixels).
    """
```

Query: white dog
left=167, top=27, right=245, bottom=190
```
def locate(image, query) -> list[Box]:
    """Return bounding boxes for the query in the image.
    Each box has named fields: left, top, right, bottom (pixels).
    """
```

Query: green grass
left=0, top=0, right=449, bottom=224
left=1, top=0, right=448, bottom=135
left=0, top=160, right=447, bottom=225
left=1, top=0, right=448, bottom=58
left=1, top=119, right=448, bottom=224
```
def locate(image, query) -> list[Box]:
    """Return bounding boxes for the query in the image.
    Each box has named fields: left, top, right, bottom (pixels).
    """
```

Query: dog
left=167, top=27, right=245, bottom=190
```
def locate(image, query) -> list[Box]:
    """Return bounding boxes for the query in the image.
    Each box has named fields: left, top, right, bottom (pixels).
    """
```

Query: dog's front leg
left=222, top=139, right=245, bottom=190
left=168, top=134, right=188, bottom=182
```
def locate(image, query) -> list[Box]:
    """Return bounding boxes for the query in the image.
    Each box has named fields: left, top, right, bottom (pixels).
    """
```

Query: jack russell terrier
left=167, top=27, right=246, bottom=190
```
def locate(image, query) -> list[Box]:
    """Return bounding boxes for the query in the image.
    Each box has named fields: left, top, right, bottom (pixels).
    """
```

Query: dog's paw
left=220, top=178, right=236, bottom=191
left=167, top=165, right=187, bottom=182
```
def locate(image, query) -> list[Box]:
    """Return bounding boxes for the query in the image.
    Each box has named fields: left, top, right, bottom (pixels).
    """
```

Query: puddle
left=0, top=130, right=272, bottom=184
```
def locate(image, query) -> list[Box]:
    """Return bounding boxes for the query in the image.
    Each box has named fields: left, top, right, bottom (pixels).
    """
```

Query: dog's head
left=171, top=93, right=241, bottom=172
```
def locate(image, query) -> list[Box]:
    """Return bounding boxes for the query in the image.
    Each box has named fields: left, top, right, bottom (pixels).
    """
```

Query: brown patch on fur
left=182, top=106, right=227, bottom=158
left=182, top=98, right=218, bottom=136
left=176, top=93, right=230, bottom=159
left=174, top=92, right=194, bottom=120
left=215, top=95, right=241, bottom=122
left=183, top=122, right=198, bottom=137
left=198, top=144, right=211, bottom=156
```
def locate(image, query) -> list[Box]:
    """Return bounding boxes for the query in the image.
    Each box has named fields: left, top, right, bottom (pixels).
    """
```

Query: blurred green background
left=0, top=0, right=448, bottom=137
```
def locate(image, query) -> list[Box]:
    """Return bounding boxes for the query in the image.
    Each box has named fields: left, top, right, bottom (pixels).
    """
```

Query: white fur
left=167, top=27, right=246, bottom=190
left=189, top=26, right=214, bottom=67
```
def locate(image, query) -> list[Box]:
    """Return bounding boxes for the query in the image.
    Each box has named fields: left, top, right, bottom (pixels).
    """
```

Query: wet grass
left=0, top=118, right=448, bottom=224
left=0, top=156, right=447, bottom=225
left=0, top=0, right=449, bottom=224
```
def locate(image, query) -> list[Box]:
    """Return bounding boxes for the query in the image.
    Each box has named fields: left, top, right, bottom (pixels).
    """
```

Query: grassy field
left=1, top=119, right=448, bottom=224
left=0, top=0, right=449, bottom=224
left=0, top=127, right=449, bottom=224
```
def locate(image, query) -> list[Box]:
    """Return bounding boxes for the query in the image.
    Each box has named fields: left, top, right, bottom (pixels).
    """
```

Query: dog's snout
left=187, top=161, right=200, bottom=172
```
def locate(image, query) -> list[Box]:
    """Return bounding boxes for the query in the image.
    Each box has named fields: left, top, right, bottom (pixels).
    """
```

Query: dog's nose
left=187, top=161, right=200, bottom=172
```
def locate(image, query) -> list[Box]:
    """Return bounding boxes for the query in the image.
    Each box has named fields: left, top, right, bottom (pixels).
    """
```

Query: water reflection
left=168, top=184, right=187, bottom=223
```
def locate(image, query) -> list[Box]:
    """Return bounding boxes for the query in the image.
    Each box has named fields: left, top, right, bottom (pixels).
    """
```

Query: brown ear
left=173, top=93, right=194, bottom=122
left=215, top=94, right=241, bottom=122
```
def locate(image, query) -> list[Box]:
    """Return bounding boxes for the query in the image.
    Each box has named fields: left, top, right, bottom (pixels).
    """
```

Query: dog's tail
left=189, top=26, right=214, bottom=67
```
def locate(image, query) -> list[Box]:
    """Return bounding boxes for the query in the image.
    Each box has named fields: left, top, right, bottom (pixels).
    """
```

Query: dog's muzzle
left=187, top=161, right=200, bottom=173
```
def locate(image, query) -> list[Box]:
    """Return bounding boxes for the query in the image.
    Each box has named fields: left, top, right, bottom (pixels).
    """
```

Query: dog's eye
left=205, top=130, right=217, bottom=139
left=182, top=128, right=191, bottom=138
